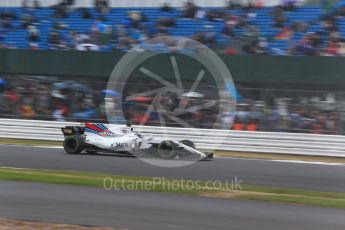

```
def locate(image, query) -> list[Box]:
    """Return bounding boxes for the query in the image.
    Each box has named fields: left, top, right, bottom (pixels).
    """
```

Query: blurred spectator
left=324, top=41, right=340, bottom=56
left=195, top=8, right=206, bottom=20
left=28, top=25, right=40, bottom=42
left=243, top=8, right=257, bottom=24
left=91, top=17, right=112, bottom=41
left=242, top=38, right=268, bottom=54
left=242, top=2, right=255, bottom=11
left=80, top=8, right=92, bottom=19
left=157, top=18, right=175, bottom=30
left=117, top=36, right=135, bottom=50
left=192, top=31, right=216, bottom=47
left=127, top=11, right=146, bottom=29
left=21, top=13, right=35, bottom=29
left=271, top=5, right=286, bottom=28
left=271, top=5, right=283, bottom=18
left=35, top=85, right=50, bottom=117
left=282, top=0, right=296, bottom=12
left=161, top=2, right=173, bottom=12
left=291, top=21, right=308, bottom=33
left=246, top=120, right=259, bottom=131
left=22, top=0, right=28, bottom=8
left=67, top=30, right=87, bottom=47
left=0, top=32, right=4, bottom=46
left=227, top=0, right=241, bottom=10
left=33, top=0, right=41, bottom=9
left=323, top=17, right=337, bottom=32
left=321, top=0, right=332, bottom=11
left=291, top=32, right=321, bottom=55
left=22, top=0, right=41, bottom=9
left=206, top=10, right=226, bottom=22
left=232, top=121, right=244, bottom=130
left=0, top=11, right=16, bottom=21
left=225, top=47, right=237, bottom=55
left=0, top=11, right=16, bottom=30
left=94, top=0, right=109, bottom=15
left=53, top=101, right=69, bottom=121
left=54, top=21, right=69, bottom=30
left=222, top=16, right=237, bottom=37
left=275, top=27, right=293, bottom=40
left=273, top=14, right=286, bottom=28
left=76, top=43, right=100, bottom=51
left=182, top=1, right=198, bottom=18
left=255, top=0, right=264, bottom=8
left=67, top=0, right=75, bottom=6
left=52, top=1, right=68, bottom=18
left=329, top=31, right=341, bottom=42
left=336, top=5, right=345, bottom=17
left=91, top=18, right=102, bottom=35
left=28, top=42, right=39, bottom=50
left=48, top=31, right=63, bottom=49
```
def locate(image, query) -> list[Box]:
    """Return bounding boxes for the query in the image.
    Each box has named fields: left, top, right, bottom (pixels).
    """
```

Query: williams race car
left=61, top=123, right=213, bottom=160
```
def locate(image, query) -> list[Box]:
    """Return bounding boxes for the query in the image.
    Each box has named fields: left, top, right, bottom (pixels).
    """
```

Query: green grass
left=0, top=168, right=206, bottom=195
left=242, top=184, right=345, bottom=200
left=0, top=138, right=61, bottom=146
left=1, top=167, right=345, bottom=209
left=239, top=194, right=345, bottom=209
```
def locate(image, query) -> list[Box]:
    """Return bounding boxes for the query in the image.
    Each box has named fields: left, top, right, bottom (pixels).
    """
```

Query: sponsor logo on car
left=99, top=130, right=116, bottom=137
left=111, top=142, right=129, bottom=148
left=62, top=128, right=73, bottom=134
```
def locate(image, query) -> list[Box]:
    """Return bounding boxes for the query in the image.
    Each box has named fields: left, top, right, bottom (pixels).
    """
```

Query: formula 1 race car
left=61, top=123, right=213, bottom=160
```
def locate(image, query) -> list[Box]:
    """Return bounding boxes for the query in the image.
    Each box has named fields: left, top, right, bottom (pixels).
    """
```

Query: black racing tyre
left=157, top=140, right=178, bottom=159
left=180, top=140, right=196, bottom=149
left=178, top=140, right=196, bottom=158
left=63, top=135, right=85, bottom=154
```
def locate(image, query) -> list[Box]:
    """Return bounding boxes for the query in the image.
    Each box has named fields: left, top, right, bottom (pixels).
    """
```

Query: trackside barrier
left=0, top=118, right=344, bottom=157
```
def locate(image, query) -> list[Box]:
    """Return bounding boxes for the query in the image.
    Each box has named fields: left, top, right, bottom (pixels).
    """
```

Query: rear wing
left=61, top=126, right=85, bottom=136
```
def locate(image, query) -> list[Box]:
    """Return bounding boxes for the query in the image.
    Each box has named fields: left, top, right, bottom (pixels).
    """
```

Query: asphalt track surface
left=0, top=145, right=345, bottom=192
left=1, top=181, right=344, bottom=230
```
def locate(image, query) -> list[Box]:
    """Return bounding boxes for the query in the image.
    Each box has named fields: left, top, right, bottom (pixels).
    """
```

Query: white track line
left=216, top=156, right=345, bottom=166
left=271, top=160, right=345, bottom=166
left=0, top=144, right=62, bottom=149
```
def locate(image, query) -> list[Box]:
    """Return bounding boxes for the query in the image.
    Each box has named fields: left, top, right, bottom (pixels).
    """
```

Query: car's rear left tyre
left=63, top=135, right=85, bottom=154
left=180, top=140, right=196, bottom=149
left=178, top=140, right=196, bottom=158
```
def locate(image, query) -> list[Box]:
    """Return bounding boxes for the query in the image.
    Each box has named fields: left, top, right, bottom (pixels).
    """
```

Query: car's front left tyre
left=63, top=135, right=85, bottom=154
left=157, top=140, right=178, bottom=159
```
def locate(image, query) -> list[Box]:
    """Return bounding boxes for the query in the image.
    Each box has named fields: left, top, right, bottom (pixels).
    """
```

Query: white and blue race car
left=61, top=123, right=213, bottom=160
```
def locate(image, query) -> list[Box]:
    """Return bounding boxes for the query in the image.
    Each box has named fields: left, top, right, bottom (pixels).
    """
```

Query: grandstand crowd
left=1, top=0, right=345, bottom=55
left=0, top=75, right=342, bottom=134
